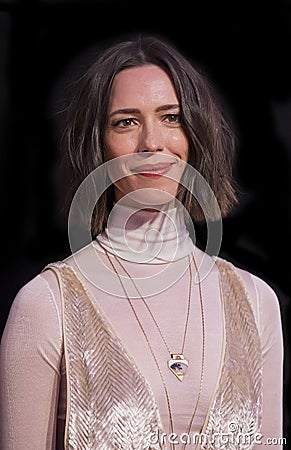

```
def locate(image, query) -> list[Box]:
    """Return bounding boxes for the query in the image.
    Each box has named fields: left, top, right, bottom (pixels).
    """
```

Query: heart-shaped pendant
left=168, top=354, right=189, bottom=381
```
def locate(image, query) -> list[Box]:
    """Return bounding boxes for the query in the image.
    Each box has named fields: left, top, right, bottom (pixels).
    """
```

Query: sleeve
left=0, top=272, right=63, bottom=450
left=250, top=274, right=285, bottom=450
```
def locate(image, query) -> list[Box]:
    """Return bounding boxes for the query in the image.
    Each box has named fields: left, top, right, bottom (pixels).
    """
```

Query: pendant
left=168, top=354, right=189, bottom=382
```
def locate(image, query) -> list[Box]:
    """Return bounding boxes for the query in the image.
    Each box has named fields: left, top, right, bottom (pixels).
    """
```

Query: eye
left=163, top=113, right=181, bottom=124
left=112, top=118, right=137, bottom=128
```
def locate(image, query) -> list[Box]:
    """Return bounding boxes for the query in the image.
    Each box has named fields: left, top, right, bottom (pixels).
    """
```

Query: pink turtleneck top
left=0, top=204, right=284, bottom=449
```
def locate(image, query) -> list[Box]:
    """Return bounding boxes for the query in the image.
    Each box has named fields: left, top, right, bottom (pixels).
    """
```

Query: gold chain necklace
left=104, top=250, right=205, bottom=449
left=111, top=252, right=192, bottom=382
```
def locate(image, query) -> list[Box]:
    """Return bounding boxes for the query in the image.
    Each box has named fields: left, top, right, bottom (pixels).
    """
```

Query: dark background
left=0, top=0, right=290, bottom=445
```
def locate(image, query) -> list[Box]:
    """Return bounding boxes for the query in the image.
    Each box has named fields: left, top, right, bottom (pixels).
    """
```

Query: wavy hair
left=63, top=34, right=238, bottom=236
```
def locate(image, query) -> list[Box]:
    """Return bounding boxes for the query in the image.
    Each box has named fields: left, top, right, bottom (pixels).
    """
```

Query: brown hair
left=63, top=34, right=238, bottom=236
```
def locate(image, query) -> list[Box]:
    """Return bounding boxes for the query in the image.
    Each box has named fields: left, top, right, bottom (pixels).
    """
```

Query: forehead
left=109, top=64, right=178, bottom=107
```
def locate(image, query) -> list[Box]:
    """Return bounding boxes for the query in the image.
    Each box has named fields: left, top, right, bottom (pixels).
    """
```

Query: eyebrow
left=109, top=104, right=180, bottom=118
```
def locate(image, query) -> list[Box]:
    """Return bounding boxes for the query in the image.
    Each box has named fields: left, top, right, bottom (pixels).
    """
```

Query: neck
left=96, top=199, right=195, bottom=264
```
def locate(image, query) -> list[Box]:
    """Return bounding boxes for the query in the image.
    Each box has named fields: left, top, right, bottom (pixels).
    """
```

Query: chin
left=115, top=185, right=179, bottom=209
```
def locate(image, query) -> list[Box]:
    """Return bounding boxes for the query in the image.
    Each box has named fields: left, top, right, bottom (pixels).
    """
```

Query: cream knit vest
left=43, top=258, right=262, bottom=450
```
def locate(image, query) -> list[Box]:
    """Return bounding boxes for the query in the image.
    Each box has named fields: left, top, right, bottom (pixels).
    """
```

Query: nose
left=138, top=121, right=164, bottom=153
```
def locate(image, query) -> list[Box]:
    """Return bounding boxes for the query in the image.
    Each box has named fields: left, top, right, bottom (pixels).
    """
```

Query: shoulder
left=215, top=255, right=282, bottom=332
left=12, top=271, right=55, bottom=306
left=236, top=265, right=281, bottom=319
left=1, top=268, right=63, bottom=351
left=223, top=259, right=284, bottom=361
left=6, top=265, right=63, bottom=328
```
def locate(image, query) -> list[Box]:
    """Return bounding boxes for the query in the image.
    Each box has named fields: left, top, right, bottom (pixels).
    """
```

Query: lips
left=132, top=162, right=174, bottom=178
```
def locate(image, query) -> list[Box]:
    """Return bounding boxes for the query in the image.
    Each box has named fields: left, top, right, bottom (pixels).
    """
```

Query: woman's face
left=104, top=64, right=189, bottom=205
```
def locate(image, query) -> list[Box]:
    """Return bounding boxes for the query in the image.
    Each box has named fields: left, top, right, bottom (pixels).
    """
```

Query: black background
left=0, top=0, right=291, bottom=445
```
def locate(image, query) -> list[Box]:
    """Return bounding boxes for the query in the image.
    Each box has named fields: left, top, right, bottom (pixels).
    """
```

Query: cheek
left=104, top=133, right=137, bottom=160
left=170, top=132, right=189, bottom=161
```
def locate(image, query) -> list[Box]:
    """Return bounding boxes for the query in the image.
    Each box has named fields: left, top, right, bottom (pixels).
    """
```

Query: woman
left=0, top=34, right=284, bottom=449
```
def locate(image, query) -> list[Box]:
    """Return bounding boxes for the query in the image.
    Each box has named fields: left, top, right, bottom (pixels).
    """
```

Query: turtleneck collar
left=95, top=200, right=195, bottom=264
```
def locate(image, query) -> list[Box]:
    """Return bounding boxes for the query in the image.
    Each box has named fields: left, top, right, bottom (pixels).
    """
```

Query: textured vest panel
left=199, top=260, right=262, bottom=450
left=43, top=259, right=262, bottom=450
